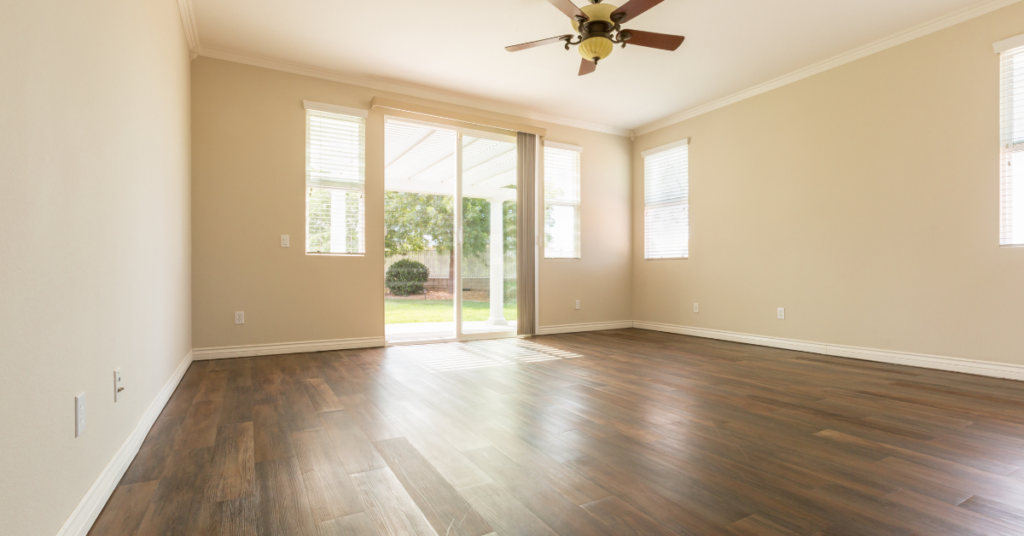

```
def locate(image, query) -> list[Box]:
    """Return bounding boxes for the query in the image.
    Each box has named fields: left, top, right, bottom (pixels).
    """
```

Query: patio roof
left=384, top=119, right=518, bottom=201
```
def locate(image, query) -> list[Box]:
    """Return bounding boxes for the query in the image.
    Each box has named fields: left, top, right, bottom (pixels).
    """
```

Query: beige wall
left=632, top=3, right=1024, bottom=366
left=0, top=1, right=192, bottom=535
left=191, top=58, right=632, bottom=349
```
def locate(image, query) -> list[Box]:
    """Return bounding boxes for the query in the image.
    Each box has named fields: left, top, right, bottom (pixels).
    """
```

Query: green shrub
left=385, top=259, right=430, bottom=296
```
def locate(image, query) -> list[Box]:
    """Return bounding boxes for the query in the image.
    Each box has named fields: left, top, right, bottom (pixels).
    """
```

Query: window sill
left=306, top=252, right=365, bottom=257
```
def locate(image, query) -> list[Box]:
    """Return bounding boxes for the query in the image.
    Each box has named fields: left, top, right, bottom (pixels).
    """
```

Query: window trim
left=303, top=100, right=369, bottom=118
left=997, top=37, right=1024, bottom=247
left=641, top=138, right=689, bottom=158
left=643, top=137, right=690, bottom=260
left=304, top=104, right=367, bottom=256
left=545, top=141, right=583, bottom=153
left=994, top=33, right=1024, bottom=54
left=542, top=141, right=583, bottom=260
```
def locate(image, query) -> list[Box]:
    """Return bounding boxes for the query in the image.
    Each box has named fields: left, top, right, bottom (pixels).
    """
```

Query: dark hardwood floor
left=90, top=329, right=1024, bottom=535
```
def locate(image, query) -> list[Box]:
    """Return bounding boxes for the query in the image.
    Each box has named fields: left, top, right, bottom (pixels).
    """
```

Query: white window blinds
left=643, top=140, right=689, bottom=259
left=1000, top=43, right=1024, bottom=246
left=305, top=104, right=366, bottom=254
left=543, top=143, right=582, bottom=259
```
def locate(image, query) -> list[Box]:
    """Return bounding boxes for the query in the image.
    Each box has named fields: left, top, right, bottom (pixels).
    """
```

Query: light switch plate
left=693, top=303, right=699, bottom=313
left=281, top=235, right=290, bottom=248
left=75, top=393, right=85, bottom=437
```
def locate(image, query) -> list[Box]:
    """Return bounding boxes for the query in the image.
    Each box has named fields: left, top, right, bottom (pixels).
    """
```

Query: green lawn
left=385, top=299, right=517, bottom=324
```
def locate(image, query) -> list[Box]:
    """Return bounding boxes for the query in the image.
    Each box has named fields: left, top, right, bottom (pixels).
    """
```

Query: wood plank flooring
left=91, top=329, right=1024, bottom=535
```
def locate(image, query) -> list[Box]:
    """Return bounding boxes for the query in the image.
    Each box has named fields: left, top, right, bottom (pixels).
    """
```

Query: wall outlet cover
left=235, top=311, right=245, bottom=325
left=114, top=368, right=123, bottom=402
left=777, top=307, right=786, bottom=320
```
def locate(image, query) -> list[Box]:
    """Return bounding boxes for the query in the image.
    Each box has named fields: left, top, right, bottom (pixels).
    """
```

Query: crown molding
left=195, top=45, right=633, bottom=138
left=634, top=0, right=1024, bottom=137
left=176, top=0, right=200, bottom=59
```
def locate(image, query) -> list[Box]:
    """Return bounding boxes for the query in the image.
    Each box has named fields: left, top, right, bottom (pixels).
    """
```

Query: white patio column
left=487, top=198, right=507, bottom=325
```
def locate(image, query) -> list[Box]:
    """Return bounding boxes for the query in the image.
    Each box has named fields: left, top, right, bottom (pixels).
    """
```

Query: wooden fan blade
left=610, top=0, right=664, bottom=24
left=506, top=35, right=573, bottom=52
left=579, top=58, right=596, bottom=76
left=547, top=0, right=588, bottom=20
left=622, top=29, right=685, bottom=51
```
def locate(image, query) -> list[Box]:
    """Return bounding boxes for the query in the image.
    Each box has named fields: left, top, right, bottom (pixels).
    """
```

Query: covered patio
left=383, top=118, right=519, bottom=342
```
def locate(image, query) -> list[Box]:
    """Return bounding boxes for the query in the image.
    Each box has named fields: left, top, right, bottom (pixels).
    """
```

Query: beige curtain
left=516, top=132, right=537, bottom=335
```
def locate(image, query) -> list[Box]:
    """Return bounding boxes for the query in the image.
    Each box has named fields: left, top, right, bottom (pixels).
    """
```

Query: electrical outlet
left=75, top=393, right=85, bottom=437
left=281, top=235, right=290, bottom=248
left=693, top=303, right=699, bottom=313
left=777, top=307, right=785, bottom=320
left=575, top=299, right=580, bottom=310
left=114, top=368, right=123, bottom=402
left=235, top=311, right=245, bottom=325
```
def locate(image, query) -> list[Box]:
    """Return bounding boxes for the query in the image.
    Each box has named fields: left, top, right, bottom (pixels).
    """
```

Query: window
left=543, top=142, right=582, bottom=258
left=304, top=102, right=367, bottom=254
left=643, top=139, right=689, bottom=259
left=1000, top=39, right=1024, bottom=246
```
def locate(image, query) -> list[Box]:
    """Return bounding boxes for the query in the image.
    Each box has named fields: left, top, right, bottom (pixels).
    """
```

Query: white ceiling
left=191, top=0, right=1002, bottom=133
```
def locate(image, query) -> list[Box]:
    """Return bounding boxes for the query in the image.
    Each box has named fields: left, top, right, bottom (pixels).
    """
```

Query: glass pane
left=383, top=121, right=457, bottom=343
left=545, top=204, right=578, bottom=258
left=305, top=188, right=364, bottom=254
left=1013, top=53, right=1024, bottom=145
left=461, top=134, right=518, bottom=336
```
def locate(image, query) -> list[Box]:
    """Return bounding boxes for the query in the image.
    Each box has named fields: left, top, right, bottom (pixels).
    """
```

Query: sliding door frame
left=384, top=118, right=525, bottom=345
left=454, top=131, right=464, bottom=340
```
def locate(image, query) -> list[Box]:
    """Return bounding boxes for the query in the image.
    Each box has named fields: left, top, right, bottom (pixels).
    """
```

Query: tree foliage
left=386, top=192, right=512, bottom=291
left=307, top=188, right=332, bottom=252
left=503, top=200, right=517, bottom=255
left=384, top=192, right=494, bottom=259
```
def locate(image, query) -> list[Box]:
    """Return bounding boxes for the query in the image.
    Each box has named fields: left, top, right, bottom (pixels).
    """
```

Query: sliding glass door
left=383, top=118, right=517, bottom=343
left=459, top=133, right=518, bottom=338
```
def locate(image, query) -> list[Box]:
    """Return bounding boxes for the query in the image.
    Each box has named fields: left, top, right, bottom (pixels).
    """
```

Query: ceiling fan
left=505, top=0, right=684, bottom=76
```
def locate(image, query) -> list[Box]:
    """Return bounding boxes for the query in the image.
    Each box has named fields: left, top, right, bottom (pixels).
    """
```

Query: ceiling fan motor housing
left=573, top=3, right=617, bottom=62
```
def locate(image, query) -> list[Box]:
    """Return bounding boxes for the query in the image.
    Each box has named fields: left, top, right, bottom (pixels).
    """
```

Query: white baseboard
left=633, top=321, right=1024, bottom=382
left=536, top=321, right=635, bottom=336
left=56, top=349, right=194, bottom=536
left=632, top=321, right=828, bottom=354
left=192, top=336, right=386, bottom=360
left=49, top=320, right=1024, bottom=536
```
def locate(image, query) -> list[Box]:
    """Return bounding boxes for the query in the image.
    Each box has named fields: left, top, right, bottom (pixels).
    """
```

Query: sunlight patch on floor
left=392, top=338, right=582, bottom=372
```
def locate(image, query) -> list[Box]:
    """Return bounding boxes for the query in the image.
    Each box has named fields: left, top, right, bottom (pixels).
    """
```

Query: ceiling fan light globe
left=579, top=36, right=614, bottom=62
